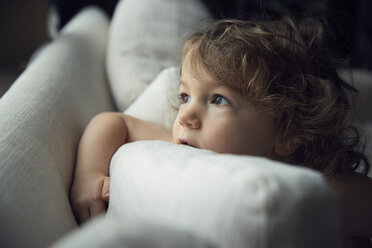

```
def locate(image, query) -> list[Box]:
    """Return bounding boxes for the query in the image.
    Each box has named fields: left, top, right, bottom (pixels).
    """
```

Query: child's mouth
left=179, top=138, right=195, bottom=148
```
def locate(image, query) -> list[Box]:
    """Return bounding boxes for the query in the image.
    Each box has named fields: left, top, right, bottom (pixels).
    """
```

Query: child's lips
left=179, top=138, right=196, bottom=148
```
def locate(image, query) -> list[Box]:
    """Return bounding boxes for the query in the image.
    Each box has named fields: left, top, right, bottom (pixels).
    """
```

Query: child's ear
left=274, top=141, right=298, bottom=157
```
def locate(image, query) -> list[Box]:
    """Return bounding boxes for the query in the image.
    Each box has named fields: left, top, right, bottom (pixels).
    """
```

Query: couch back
left=0, top=7, right=114, bottom=248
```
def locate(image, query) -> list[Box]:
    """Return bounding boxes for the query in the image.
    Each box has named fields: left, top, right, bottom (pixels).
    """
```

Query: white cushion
left=0, top=7, right=113, bottom=248
left=51, top=216, right=215, bottom=248
left=124, top=67, right=179, bottom=130
left=106, top=0, right=212, bottom=111
left=107, top=141, right=342, bottom=248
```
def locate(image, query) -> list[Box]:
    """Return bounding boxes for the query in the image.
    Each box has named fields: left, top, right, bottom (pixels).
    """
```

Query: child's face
left=173, top=54, right=280, bottom=159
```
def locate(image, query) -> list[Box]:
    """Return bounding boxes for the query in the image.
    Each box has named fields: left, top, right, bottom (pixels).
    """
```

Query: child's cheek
left=203, top=128, right=233, bottom=153
left=172, top=116, right=180, bottom=144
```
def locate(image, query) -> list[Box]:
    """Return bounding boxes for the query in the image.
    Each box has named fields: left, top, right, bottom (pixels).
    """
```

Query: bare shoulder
left=117, top=113, right=173, bottom=143
left=327, top=172, right=372, bottom=241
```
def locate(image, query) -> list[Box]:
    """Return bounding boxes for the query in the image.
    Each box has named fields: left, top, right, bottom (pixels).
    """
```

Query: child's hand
left=101, top=176, right=111, bottom=203
left=70, top=173, right=108, bottom=224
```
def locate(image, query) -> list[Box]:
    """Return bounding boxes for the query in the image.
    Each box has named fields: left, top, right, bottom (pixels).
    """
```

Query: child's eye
left=179, top=93, right=190, bottom=104
left=211, top=95, right=230, bottom=106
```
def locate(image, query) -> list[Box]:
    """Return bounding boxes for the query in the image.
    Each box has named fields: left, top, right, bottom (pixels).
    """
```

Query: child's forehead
left=181, top=43, right=250, bottom=96
left=181, top=54, right=223, bottom=87
left=179, top=76, right=224, bottom=89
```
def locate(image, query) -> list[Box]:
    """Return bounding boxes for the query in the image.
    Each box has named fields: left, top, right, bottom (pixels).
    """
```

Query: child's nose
left=178, top=105, right=201, bottom=129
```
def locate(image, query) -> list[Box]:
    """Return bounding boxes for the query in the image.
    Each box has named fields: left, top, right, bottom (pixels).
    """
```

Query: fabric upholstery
left=51, top=216, right=216, bottom=248
left=124, top=67, right=179, bottom=130
left=106, top=0, right=213, bottom=111
left=0, top=7, right=114, bottom=248
left=107, top=141, right=342, bottom=248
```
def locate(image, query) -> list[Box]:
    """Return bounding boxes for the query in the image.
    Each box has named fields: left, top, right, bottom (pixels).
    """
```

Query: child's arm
left=69, top=112, right=172, bottom=223
left=328, top=172, right=372, bottom=247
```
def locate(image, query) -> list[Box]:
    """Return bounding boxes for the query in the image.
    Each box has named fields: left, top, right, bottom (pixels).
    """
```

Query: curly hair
left=182, top=17, right=369, bottom=176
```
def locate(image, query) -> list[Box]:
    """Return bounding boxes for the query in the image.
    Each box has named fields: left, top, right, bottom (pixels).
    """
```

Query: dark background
left=1, top=0, right=371, bottom=97
left=52, top=0, right=372, bottom=70
left=201, top=0, right=372, bottom=70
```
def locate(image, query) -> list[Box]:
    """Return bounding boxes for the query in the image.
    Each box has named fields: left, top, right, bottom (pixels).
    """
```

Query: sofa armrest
left=0, top=6, right=114, bottom=248
left=51, top=216, right=216, bottom=248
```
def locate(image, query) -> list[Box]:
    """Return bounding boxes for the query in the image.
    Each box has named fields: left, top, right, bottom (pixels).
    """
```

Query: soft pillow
left=52, top=216, right=215, bottom=248
left=106, top=0, right=213, bottom=111
left=124, top=67, right=179, bottom=131
left=107, top=141, right=342, bottom=248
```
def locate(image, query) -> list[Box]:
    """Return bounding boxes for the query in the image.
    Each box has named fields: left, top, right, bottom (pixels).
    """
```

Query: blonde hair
left=182, top=17, right=369, bottom=176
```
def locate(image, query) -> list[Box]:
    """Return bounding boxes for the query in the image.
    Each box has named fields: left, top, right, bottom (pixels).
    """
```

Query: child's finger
left=101, top=177, right=111, bottom=202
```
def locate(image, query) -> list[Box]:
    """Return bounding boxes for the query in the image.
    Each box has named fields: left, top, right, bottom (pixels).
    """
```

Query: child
left=70, top=18, right=372, bottom=247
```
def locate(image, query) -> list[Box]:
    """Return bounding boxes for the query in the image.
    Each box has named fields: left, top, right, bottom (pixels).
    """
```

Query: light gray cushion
left=51, top=216, right=216, bottom=248
left=107, top=141, right=343, bottom=248
left=124, top=67, right=179, bottom=131
left=106, top=0, right=213, bottom=111
left=0, top=6, right=114, bottom=248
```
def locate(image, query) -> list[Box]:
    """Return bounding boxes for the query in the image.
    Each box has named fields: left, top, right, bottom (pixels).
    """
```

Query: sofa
left=0, top=6, right=113, bottom=248
left=1, top=1, right=371, bottom=247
